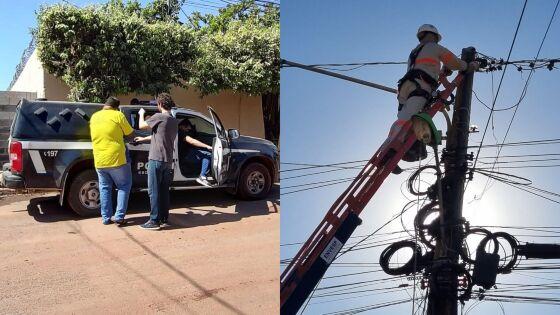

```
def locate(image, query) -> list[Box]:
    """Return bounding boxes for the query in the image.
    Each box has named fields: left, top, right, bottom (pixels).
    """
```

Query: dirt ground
left=0, top=187, right=279, bottom=314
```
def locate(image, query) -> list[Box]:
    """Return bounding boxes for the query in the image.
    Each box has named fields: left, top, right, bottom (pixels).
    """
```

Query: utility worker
left=391, top=24, right=479, bottom=174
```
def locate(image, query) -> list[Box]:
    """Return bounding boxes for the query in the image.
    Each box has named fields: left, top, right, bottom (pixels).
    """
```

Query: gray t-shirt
left=146, top=112, right=178, bottom=163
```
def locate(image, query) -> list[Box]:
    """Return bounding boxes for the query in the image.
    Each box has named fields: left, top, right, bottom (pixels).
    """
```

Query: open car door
left=208, top=107, right=230, bottom=185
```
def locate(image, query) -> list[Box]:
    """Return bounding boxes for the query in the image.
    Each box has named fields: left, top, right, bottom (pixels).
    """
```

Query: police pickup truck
left=2, top=99, right=279, bottom=216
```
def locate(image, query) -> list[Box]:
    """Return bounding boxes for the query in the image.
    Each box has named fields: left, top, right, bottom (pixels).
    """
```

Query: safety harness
left=397, top=44, right=440, bottom=104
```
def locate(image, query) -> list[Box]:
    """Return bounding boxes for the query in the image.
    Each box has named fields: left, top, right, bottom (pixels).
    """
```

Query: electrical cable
left=281, top=160, right=369, bottom=172
left=476, top=0, right=560, bottom=199
left=284, top=58, right=559, bottom=71
left=335, top=199, right=423, bottom=259
left=470, top=0, right=528, bottom=174
left=323, top=298, right=421, bottom=315
left=468, top=137, right=560, bottom=149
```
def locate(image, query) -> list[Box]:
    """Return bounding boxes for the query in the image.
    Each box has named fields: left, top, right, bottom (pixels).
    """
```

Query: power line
left=281, top=151, right=560, bottom=175
left=479, top=157, right=560, bottom=164
left=468, top=137, right=560, bottom=149
left=470, top=0, right=528, bottom=174
left=186, top=2, right=221, bottom=11
left=254, top=0, right=280, bottom=5
left=480, top=172, right=560, bottom=205
left=323, top=298, right=421, bottom=315
left=478, top=152, right=560, bottom=159
left=478, top=164, right=560, bottom=169
left=477, top=0, right=560, bottom=198
left=335, top=199, right=425, bottom=259
left=280, top=179, right=354, bottom=195
left=281, top=167, right=361, bottom=181
left=281, top=160, right=369, bottom=172
left=281, top=230, right=409, bottom=247
left=310, top=288, right=411, bottom=306
left=284, top=58, right=559, bottom=71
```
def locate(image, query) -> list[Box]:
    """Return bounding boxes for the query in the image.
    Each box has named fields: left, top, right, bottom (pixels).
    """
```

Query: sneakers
left=111, top=216, right=126, bottom=226
left=102, top=219, right=112, bottom=225
left=196, top=176, right=212, bottom=187
left=140, top=220, right=160, bottom=230
left=159, top=218, right=171, bottom=228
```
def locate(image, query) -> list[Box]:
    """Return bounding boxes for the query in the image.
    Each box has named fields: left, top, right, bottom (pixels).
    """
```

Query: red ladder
left=280, top=74, right=464, bottom=315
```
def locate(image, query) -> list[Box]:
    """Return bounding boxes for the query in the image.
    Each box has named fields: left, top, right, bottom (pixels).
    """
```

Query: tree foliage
left=35, top=0, right=195, bottom=102
left=188, top=1, right=280, bottom=95
left=35, top=0, right=279, bottom=102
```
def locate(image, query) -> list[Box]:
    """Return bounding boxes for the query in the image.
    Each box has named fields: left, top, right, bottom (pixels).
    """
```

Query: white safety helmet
left=417, top=24, right=442, bottom=42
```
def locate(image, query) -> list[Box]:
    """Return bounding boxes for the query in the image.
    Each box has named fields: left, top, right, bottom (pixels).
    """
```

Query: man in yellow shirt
left=90, top=97, right=134, bottom=225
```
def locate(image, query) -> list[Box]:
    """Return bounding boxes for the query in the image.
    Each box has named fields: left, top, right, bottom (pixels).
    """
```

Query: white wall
left=9, top=50, right=45, bottom=98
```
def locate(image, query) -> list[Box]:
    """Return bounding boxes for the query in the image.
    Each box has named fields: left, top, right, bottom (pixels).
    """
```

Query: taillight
left=9, top=141, right=22, bottom=173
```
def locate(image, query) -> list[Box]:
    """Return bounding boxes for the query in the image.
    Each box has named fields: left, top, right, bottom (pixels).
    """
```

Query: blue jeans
left=147, top=160, right=173, bottom=223
left=96, top=163, right=132, bottom=222
left=185, top=149, right=212, bottom=177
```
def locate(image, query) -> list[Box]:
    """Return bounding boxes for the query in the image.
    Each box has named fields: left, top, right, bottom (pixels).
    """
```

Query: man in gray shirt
left=134, top=93, right=179, bottom=230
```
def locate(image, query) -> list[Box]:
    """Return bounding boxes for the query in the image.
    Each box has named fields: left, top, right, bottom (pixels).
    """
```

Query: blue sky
left=0, top=0, right=220, bottom=90
left=281, top=0, right=560, bottom=314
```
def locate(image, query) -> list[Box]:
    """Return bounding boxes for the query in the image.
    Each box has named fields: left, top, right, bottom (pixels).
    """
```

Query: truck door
left=208, top=107, right=230, bottom=185
left=173, top=113, right=216, bottom=183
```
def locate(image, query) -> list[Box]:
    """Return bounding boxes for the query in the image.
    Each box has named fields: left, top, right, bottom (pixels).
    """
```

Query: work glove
left=441, top=67, right=453, bottom=77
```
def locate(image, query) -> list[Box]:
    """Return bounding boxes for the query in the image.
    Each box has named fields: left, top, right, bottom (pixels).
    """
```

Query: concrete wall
left=0, top=91, right=36, bottom=106
left=43, top=73, right=71, bottom=101
left=0, top=91, right=37, bottom=163
left=9, top=50, right=45, bottom=98
left=9, top=49, right=265, bottom=138
left=43, top=75, right=265, bottom=138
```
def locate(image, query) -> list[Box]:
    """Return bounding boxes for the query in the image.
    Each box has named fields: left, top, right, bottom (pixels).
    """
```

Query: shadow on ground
left=26, top=185, right=279, bottom=228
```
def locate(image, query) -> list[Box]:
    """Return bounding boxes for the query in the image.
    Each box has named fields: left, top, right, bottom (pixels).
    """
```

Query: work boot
left=380, top=149, right=403, bottom=175
left=402, top=140, right=428, bottom=162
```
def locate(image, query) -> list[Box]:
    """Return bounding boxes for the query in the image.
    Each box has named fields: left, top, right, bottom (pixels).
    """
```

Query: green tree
left=35, top=1, right=195, bottom=102
left=189, top=1, right=280, bottom=143
left=35, top=0, right=279, bottom=143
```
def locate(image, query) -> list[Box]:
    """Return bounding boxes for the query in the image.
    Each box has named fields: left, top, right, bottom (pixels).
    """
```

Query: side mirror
left=228, top=128, right=240, bottom=140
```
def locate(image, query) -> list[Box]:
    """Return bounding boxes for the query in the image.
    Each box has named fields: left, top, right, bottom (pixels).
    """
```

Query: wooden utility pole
left=427, top=47, right=476, bottom=315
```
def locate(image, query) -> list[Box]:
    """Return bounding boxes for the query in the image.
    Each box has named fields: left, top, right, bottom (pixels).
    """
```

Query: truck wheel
left=237, top=162, right=271, bottom=200
left=67, top=169, right=100, bottom=217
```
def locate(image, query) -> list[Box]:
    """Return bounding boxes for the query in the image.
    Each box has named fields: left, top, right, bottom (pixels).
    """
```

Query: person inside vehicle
left=178, top=119, right=213, bottom=187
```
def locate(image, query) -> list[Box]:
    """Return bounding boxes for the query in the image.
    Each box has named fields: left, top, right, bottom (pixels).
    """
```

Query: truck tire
left=67, top=169, right=100, bottom=217
left=237, top=162, right=271, bottom=200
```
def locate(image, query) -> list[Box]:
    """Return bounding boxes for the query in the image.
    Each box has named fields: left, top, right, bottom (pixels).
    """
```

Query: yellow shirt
left=90, top=109, right=134, bottom=168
